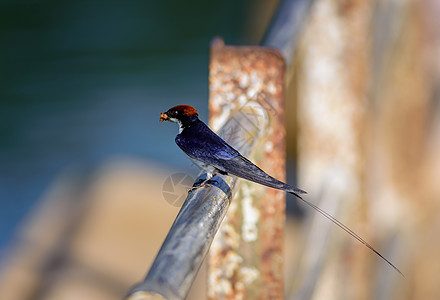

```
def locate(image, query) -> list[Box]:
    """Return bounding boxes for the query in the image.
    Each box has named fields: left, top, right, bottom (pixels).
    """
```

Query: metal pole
left=126, top=172, right=235, bottom=300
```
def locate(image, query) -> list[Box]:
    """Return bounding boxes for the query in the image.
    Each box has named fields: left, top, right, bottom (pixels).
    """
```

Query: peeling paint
left=239, top=266, right=260, bottom=285
left=241, top=184, right=260, bottom=242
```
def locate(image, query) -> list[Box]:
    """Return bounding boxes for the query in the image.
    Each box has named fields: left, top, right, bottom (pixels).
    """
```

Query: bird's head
left=160, top=105, right=199, bottom=132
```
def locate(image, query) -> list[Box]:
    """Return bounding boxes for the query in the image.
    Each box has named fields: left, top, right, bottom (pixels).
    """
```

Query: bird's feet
left=188, top=177, right=218, bottom=193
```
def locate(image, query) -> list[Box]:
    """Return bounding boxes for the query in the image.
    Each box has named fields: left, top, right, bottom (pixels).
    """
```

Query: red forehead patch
left=169, top=105, right=198, bottom=116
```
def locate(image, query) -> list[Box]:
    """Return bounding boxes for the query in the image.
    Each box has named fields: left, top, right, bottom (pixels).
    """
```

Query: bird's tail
left=289, top=190, right=404, bottom=277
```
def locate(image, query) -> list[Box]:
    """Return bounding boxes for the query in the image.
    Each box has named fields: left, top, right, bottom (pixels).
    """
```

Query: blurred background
left=1, top=0, right=440, bottom=299
left=0, top=0, right=262, bottom=252
left=0, top=0, right=275, bottom=299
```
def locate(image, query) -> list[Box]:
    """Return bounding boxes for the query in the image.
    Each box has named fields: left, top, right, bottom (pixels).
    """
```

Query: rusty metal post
left=207, top=39, right=287, bottom=299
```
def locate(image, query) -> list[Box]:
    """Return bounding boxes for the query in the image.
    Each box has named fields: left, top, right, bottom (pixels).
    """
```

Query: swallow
left=160, top=104, right=403, bottom=276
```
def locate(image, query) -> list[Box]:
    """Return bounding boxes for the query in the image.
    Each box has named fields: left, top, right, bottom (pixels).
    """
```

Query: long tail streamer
left=291, top=193, right=404, bottom=277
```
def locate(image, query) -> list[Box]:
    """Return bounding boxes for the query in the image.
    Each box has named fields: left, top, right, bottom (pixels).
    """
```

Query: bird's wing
left=210, top=154, right=306, bottom=195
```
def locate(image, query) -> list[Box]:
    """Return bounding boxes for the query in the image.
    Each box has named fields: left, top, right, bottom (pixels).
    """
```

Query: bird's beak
left=160, top=112, right=169, bottom=122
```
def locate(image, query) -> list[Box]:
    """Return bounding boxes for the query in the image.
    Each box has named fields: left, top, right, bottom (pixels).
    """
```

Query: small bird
left=160, top=104, right=403, bottom=276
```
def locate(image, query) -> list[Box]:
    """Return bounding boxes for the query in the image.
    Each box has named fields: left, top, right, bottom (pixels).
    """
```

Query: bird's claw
left=188, top=178, right=218, bottom=193
left=188, top=184, right=206, bottom=194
